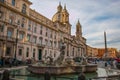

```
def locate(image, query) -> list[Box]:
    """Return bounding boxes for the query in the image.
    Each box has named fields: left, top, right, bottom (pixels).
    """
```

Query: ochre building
left=87, top=45, right=98, bottom=58
left=97, top=48, right=117, bottom=58
left=0, top=0, right=86, bottom=61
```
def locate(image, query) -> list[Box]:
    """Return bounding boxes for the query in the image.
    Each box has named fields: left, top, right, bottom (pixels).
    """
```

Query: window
left=19, top=33, right=24, bottom=39
left=45, top=39, right=48, bottom=46
left=28, top=21, right=31, bottom=31
left=50, top=30, right=52, bottom=38
left=17, top=20, right=20, bottom=25
left=26, top=47, right=29, bottom=57
left=54, top=32, right=56, bottom=39
left=50, top=41, right=52, bottom=47
left=28, top=25, right=31, bottom=31
left=44, top=50, right=47, bottom=58
left=0, top=24, right=4, bottom=32
left=33, top=48, right=35, bottom=57
left=40, top=25, right=42, bottom=35
left=6, top=47, right=11, bottom=55
left=72, top=48, right=74, bottom=56
left=21, top=23, right=24, bottom=27
left=0, top=11, right=3, bottom=18
left=7, top=30, right=12, bottom=38
left=27, top=34, right=31, bottom=42
left=33, top=36, right=37, bottom=43
left=39, top=37, right=42, bottom=45
left=9, top=14, right=14, bottom=24
left=54, top=52, right=56, bottom=57
left=58, top=14, right=61, bottom=20
left=54, top=41, right=56, bottom=47
left=12, top=0, right=15, bottom=6
left=50, top=51, right=52, bottom=57
left=21, top=18, right=25, bottom=27
left=9, top=17, right=14, bottom=24
left=34, top=27, right=37, bottom=33
left=18, top=49, right=22, bottom=56
left=22, top=4, right=26, bottom=14
left=46, top=28, right=48, bottom=37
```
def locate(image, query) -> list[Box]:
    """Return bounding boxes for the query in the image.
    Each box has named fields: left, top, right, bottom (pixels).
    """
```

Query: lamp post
left=0, top=11, right=2, bottom=18
left=14, top=28, right=19, bottom=60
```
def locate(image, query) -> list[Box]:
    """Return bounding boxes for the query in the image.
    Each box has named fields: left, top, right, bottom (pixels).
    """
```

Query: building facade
left=98, top=48, right=117, bottom=58
left=0, top=0, right=86, bottom=61
left=86, top=45, right=98, bottom=57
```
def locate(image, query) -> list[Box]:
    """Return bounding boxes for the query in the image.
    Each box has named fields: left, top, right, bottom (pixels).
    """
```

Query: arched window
left=12, top=0, right=15, bottom=6
left=22, top=4, right=26, bottom=14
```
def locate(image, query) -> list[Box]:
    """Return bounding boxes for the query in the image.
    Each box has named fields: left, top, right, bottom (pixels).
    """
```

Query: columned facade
left=0, top=0, right=86, bottom=61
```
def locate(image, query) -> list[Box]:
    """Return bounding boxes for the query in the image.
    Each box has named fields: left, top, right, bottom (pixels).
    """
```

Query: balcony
left=0, top=35, right=16, bottom=42
left=37, top=43, right=45, bottom=48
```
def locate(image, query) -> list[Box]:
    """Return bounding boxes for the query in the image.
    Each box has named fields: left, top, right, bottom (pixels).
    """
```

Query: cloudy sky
left=29, top=0, right=120, bottom=50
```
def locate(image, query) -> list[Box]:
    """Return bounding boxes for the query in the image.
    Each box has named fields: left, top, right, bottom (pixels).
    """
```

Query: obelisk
left=104, top=31, right=108, bottom=58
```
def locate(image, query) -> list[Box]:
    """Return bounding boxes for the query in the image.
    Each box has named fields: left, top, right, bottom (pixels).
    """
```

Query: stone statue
left=45, top=56, right=54, bottom=65
left=81, top=56, right=88, bottom=65
left=54, top=42, right=66, bottom=65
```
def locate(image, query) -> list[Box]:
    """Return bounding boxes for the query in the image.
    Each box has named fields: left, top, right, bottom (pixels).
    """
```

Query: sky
left=29, top=0, right=120, bottom=50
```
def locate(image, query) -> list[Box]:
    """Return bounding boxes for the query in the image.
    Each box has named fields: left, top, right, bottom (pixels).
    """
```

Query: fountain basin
left=85, top=64, right=98, bottom=72
left=27, top=64, right=97, bottom=75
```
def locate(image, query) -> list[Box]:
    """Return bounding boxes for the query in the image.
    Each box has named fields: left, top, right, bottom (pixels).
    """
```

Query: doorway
left=38, top=49, right=42, bottom=60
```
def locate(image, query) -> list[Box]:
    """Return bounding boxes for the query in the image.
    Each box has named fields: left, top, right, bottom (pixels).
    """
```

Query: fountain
left=27, top=42, right=97, bottom=75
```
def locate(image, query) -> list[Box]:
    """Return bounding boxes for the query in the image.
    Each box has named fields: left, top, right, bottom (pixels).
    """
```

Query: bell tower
left=76, top=20, right=82, bottom=39
left=62, top=4, right=69, bottom=24
left=57, top=2, right=62, bottom=12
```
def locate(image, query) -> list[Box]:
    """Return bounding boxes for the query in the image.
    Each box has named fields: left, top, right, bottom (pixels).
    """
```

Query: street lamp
left=14, top=26, right=19, bottom=60
left=0, top=11, right=3, bottom=18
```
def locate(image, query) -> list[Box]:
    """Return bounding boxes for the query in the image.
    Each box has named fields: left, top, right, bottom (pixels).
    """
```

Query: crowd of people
left=87, top=57, right=119, bottom=69
left=0, top=56, right=36, bottom=67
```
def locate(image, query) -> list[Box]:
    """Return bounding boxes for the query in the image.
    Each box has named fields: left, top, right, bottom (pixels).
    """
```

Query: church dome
left=52, top=12, right=60, bottom=22
left=52, top=3, right=62, bottom=22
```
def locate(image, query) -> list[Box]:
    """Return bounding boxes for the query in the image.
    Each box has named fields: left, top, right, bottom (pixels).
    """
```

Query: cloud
left=29, top=0, right=120, bottom=50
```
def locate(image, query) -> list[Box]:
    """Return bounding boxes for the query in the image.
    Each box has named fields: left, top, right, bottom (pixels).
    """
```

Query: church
left=0, top=0, right=86, bottom=61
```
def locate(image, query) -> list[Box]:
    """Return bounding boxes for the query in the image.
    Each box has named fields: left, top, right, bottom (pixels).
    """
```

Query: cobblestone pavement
left=97, top=61, right=120, bottom=73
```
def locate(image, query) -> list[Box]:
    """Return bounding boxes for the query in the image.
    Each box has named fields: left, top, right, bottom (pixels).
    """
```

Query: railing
left=0, top=35, right=16, bottom=42
left=10, top=75, right=120, bottom=80
left=37, top=43, right=46, bottom=48
left=0, top=72, right=120, bottom=80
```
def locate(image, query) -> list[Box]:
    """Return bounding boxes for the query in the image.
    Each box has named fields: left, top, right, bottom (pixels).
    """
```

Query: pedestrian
left=113, top=60, right=117, bottom=69
left=1, top=56, right=4, bottom=67
left=44, top=71, right=51, bottom=80
left=9, top=57, right=12, bottom=67
left=105, top=62, right=107, bottom=67
left=78, top=72, right=86, bottom=80
left=2, top=70, right=10, bottom=80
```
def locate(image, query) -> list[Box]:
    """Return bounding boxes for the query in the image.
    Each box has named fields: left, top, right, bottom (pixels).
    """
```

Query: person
left=1, top=56, right=4, bottom=67
left=44, top=71, right=51, bottom=80
left=9, top=57, right=13, bottom=67
left=113, top=59, right=117, bottom=69
left=78, top=72, right=86, bottom=80
left=105, top=61, right=107, bottom=67
left=2, top=69, right=12, bottom=80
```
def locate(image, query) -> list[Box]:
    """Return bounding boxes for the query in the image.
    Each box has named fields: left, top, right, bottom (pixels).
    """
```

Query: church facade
left=0, top=0, right=86, bottom=61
